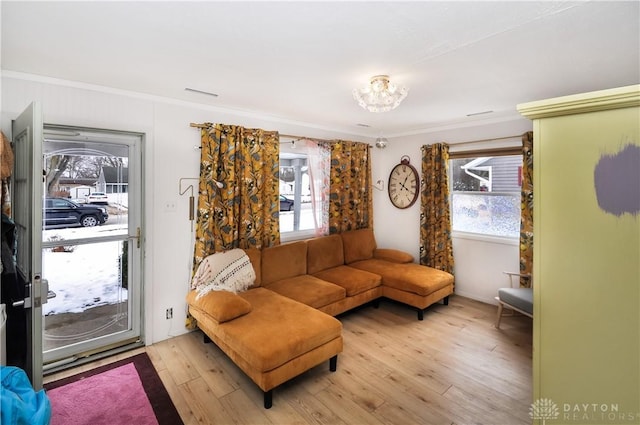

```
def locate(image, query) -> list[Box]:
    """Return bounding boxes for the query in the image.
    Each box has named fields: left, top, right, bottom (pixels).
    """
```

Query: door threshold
left=43, top=338, right=144, bottom=375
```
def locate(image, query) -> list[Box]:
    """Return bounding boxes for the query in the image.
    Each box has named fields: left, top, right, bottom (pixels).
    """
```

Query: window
left=279, top=139, right=330, bottom=240
left=449, top=154, right=522, bottom=238
left=279, top=153, right=311, bottom=233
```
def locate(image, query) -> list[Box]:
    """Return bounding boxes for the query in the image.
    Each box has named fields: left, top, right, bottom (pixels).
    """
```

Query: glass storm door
left=40, top=125, right=143, bottom=370
left=10, top=102, right=45, bottom=388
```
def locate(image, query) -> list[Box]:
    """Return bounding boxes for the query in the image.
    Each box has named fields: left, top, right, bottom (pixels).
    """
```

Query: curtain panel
left=192, top=123, right=280, bottom=274
left=420, top=143, right=455, bottom=275
left=328, top=140, right=373, bottom=233
left=520, top=131, right=534, bottom=287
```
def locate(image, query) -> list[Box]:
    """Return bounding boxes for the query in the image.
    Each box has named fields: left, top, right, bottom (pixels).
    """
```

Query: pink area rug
left=44, top=353, right=182, bottom=425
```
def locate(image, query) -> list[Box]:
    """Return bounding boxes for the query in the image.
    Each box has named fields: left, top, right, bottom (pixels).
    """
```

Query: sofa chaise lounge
left=186, top=228, right=454, bottom=408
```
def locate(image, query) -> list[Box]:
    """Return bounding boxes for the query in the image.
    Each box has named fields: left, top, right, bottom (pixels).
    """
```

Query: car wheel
left=80, top=215, right=99, bottom=227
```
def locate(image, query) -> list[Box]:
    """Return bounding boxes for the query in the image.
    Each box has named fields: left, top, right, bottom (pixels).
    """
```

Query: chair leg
left=417, top=309, right=424, bottom=321
left=442, top=296, right=449, bottom=305
left=495, top=302, right=504, bottom=329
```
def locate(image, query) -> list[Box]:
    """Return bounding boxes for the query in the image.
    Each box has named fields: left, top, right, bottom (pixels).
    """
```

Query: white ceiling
left=2, top=1, right=639, bottom=138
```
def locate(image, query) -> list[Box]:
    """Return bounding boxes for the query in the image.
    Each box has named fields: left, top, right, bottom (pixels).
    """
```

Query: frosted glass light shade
left=353, top=75, right=408, bottom=113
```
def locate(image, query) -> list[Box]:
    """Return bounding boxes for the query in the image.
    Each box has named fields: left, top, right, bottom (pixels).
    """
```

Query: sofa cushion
left=350, top=259, right=453, bottom=296
left=244, top=248, right=262, bottom=287
left=312, top=265, right=381, bottom=297
left=186, top=289, right=252, bottom=323
left=307, top=234, right=344, bottom=274
left=261, top=241, right=307, bottom=284
left=374, top=248, right=414, bottom=264
left=341, top=228, right=377, bottom=264
left=222, top=288, right=342, bottom=372
left=498, top=287, right=533, bottom=315
left=265, top=275, right=346, bottom=309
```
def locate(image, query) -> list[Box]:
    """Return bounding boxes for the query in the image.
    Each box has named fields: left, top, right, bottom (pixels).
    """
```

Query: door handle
left=40, top=279, right=49, bottom=304
left=12, top=278, right=50, bottom=308
left=12, top=282, right=32, bottom=308
left=12, top=298, right=29, bottom=308
left=128, top=227, right=141, bottom=248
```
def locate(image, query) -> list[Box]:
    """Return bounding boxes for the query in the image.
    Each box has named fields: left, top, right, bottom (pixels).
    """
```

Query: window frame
left=279, top=140, right=329, bottom=242
left=448, top=147, right=523, bottom=240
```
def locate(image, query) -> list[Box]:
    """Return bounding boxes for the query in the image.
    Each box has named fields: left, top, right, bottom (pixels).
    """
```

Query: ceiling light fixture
left=353, top=75, right=408, bottom=113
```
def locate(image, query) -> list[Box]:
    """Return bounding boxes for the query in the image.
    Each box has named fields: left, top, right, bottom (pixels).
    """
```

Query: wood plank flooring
left=45, top=295, right=532, bottom=425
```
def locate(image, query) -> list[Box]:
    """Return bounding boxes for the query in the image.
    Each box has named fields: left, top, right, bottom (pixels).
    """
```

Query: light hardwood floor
left=45, top=295, right=532, bottom=425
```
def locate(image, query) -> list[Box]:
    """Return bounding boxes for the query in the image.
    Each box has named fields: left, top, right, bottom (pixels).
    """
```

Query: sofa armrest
left=186, top=289, right=252, bottom=323
left=373, top=248, right=414, bottom=264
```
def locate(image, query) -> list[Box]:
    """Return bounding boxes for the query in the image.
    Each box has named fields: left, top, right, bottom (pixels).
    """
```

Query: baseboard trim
left=453, top=291, right=498, bottom=306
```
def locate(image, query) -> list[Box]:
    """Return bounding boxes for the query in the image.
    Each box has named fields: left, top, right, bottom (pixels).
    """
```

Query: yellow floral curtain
left=420, top=143, right=454, bottom=275
left=328, top=140, right=373, bottom=233
left=192, top=123, right=280, bottom=273
left=520, top=131, right=534, bottom=287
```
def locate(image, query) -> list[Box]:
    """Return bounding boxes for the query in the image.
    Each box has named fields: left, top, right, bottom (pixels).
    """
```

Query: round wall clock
left=388, top=155, right=420, bottom=209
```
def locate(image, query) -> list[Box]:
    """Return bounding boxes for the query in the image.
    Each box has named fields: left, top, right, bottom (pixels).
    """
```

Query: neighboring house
left=97, top=167, right=128, bottom=194
left=459, top=156, right=522, bottom=192
left=54, top=178, right=97, bottom=199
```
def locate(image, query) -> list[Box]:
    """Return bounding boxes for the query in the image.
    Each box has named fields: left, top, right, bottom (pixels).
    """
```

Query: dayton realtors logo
left=530, top=398, right=560, bottom=424
left=530, top=399, right=640, bottom=423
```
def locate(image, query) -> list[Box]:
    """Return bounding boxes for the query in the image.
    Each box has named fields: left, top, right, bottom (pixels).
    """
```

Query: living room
left=1, top=2, right=638, bottom=424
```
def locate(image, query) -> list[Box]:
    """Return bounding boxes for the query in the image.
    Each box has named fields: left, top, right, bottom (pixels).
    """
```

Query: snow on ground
left=107, top=193, right=128, bottom=209
left=43, top=222, right=128, bottom=315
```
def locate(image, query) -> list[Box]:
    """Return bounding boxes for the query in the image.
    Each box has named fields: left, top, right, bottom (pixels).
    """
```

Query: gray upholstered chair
left=495, top=272, right=532, bottom=329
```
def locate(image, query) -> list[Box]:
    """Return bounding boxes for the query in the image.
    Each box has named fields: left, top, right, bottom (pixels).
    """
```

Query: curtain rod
left=453, top=134, right=523, bottom=145
left=190, top=122, right=337, bottom=144
left=279, top=133, right=335, bottom=144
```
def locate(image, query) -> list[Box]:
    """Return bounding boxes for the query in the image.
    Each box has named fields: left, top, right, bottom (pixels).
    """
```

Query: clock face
left=388, top=162, right=419, bottom=209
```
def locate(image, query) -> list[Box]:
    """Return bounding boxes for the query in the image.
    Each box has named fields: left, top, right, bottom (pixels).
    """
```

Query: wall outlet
left=164, top=201, right=177, bottom=212
left=165, top=308, right=173, bottom=319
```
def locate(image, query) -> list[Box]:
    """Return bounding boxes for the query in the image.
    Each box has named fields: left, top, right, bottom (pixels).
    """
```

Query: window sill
left=280, top=229, right=318, bottom=243
left=452, top=231, right=519, bottom=246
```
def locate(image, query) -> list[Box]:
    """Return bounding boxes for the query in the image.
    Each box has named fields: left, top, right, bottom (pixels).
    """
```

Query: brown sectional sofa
left=186, top=228, right=454, bottom=408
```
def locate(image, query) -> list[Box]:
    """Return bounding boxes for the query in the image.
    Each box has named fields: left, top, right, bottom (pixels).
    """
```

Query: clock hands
left=398, top=175, right=409, bottom=192
left=397, top=175, right=415, bottom=194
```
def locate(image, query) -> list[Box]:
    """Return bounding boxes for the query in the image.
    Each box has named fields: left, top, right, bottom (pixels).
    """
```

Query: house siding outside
left=98, top=166, right=129, bottom=193
left=484, top=156, right=522, bottom=192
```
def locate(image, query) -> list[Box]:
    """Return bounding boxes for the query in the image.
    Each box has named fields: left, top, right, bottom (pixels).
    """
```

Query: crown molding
left=0, top=70, right=367, bottom=140
left=517, top=85, right=640, bottom=120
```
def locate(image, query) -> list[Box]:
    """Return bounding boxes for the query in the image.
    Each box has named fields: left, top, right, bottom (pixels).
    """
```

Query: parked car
left=279, top=195, right=294, bottom=211
left=44, top=198, right=109, bottom=228
left=86, top=192, right=109, bottom=205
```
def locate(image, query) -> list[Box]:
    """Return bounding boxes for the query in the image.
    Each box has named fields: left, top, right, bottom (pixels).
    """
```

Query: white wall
left=451, top=233, right=519, bottom=304
left=1, top=72, right=532, bottom=345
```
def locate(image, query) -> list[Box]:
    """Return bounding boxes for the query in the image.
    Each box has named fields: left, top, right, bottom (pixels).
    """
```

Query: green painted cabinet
left=519, top=85, right=640, bottom=424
